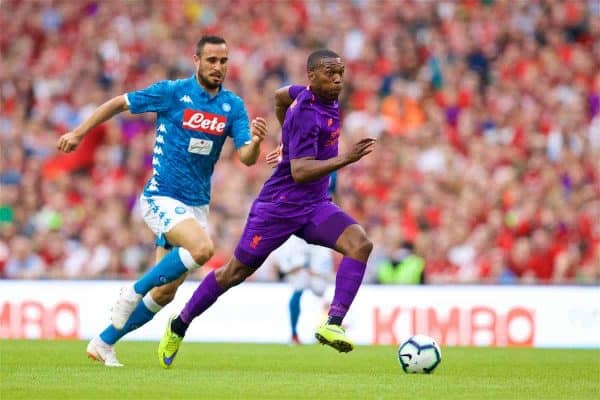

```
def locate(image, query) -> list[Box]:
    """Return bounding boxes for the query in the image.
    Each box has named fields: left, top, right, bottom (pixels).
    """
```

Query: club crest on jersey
left=182, top=109, right=227, bottom=135
left=250, top=235, right=263, bottom=249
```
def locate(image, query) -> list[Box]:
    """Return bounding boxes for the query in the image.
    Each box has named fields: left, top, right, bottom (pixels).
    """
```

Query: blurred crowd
left=1, top=0, right=599, bottom=284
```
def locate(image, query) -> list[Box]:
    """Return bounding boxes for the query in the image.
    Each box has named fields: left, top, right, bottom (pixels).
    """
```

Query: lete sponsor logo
left=182, top=109, right=227, bottom=135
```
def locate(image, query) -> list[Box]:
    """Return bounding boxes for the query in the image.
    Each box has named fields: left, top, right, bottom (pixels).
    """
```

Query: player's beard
left=327, top=85, right=342, bottom=101
left=197, top=71, right=222, bottom=91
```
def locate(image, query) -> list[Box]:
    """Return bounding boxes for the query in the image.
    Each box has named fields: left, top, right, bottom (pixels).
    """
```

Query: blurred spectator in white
left=5, top=235, right=46, bottom=279
left=63, top=226, right=110, bottom=278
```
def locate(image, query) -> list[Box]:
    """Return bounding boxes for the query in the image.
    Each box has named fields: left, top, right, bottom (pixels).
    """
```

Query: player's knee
left=188, top=242, right=214, bottom=265
left=359, top=237, right=374, bottom=258
left=350, top=236, right=373, bottom=261
left=361, top=237, right=374, bottom=255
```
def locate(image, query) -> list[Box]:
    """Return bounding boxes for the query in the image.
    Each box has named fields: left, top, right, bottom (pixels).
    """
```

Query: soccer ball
left=397, top=334, right=442, bottom=374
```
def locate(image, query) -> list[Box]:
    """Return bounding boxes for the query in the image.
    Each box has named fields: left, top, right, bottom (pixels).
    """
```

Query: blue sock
left=99, top=301, right=156, bottom=345
left=289, top=290, right=303, bottom=336
left=133, top=248, right=188, bottom=295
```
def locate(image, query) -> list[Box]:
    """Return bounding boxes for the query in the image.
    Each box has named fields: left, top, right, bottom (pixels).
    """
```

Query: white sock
left=178, top=247, right=201, bottom=270
left=142, top=294, right=163, bottom=313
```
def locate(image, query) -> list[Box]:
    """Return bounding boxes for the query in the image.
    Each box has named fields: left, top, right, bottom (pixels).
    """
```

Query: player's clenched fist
left=56, top=131, right=84, bottom=153
left=250, top=117, right=268, bottom=143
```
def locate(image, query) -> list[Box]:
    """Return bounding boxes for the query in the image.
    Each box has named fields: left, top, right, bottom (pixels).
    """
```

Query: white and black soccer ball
left=397, top=334, right=442, bottom=374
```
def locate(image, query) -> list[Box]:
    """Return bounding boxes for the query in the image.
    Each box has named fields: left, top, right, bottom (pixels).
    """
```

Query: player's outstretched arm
left=275, top=85, right=293, bottom=127
left=237, top=117, right=268, bottom=166
left=290, top=137, right=376, bottom=184
left=56, top=95, right=129, bottom=153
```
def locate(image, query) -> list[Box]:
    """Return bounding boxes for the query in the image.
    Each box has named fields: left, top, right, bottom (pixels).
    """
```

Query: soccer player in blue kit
left=158, top=49, right=376, bottom=368
left=56, top=36, right=268, bottom=367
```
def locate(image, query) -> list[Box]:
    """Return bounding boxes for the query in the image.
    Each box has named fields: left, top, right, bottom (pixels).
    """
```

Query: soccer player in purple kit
left=158, top=49, right=376, bottom=368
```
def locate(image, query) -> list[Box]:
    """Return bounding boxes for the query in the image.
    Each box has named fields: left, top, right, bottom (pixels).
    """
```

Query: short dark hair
left=196, top=36, right=227, bottom=55
left=307, top=49, right=340, bottom=71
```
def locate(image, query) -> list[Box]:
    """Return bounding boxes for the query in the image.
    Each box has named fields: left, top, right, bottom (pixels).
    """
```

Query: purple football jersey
left=257, top=85, right=341, bottom=205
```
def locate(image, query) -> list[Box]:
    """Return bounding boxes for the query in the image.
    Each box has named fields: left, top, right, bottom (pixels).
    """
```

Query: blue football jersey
left=125, top=76, right=252, bottom=206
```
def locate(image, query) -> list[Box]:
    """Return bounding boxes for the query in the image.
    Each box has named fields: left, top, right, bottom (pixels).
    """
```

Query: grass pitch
left=1, top=340, right=598, bottom=399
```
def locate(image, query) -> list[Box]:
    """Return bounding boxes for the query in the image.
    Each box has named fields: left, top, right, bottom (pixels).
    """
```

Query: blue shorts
left=234, top=200, right=357, bottom=268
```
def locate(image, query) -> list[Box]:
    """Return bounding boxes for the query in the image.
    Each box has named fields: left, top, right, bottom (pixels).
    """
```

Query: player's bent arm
left=237, top=140, right=261, bottom=166
left=237, top=116, right=268, bottom=166
left=57, top=95, right=129, bottom=153
left=275, top=85, right=293, bottom=127
left=291, top=137, right=376, bottom=183
left=74, top=95, right=129, bottom=137
left=290, top=155, right=353, bottom=184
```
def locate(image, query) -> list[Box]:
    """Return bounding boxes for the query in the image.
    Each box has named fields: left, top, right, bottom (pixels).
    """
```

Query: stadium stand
left=1, top=0, right=598, bottom=284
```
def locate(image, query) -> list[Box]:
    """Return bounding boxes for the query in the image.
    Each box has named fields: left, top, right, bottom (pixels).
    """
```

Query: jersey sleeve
left=288, top=104, right=319, bottom=159
left=228, top=98, right=252, bottom=149
left=288, top=85, right=307, bottom=100
left=125, top=80, right=174, bottom=114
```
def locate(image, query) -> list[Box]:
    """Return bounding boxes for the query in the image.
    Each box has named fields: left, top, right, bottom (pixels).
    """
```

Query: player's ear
left=308, top=70, right=316, bottom=82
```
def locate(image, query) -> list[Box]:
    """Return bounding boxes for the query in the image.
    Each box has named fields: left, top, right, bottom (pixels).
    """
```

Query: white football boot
left=86, top=336, right=123, bottom=367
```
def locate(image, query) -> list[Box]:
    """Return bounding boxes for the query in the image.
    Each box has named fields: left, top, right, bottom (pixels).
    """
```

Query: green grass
left=1, top=340, right=599, bottom=400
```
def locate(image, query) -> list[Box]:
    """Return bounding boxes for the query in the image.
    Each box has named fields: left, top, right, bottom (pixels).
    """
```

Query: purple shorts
left=234, top=200, right=357, bottom=268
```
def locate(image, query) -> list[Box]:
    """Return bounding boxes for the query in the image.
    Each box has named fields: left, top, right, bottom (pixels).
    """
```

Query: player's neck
left=203, top=86, right=220, bottom=96
left=309, top=86, right=337, bottom=105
